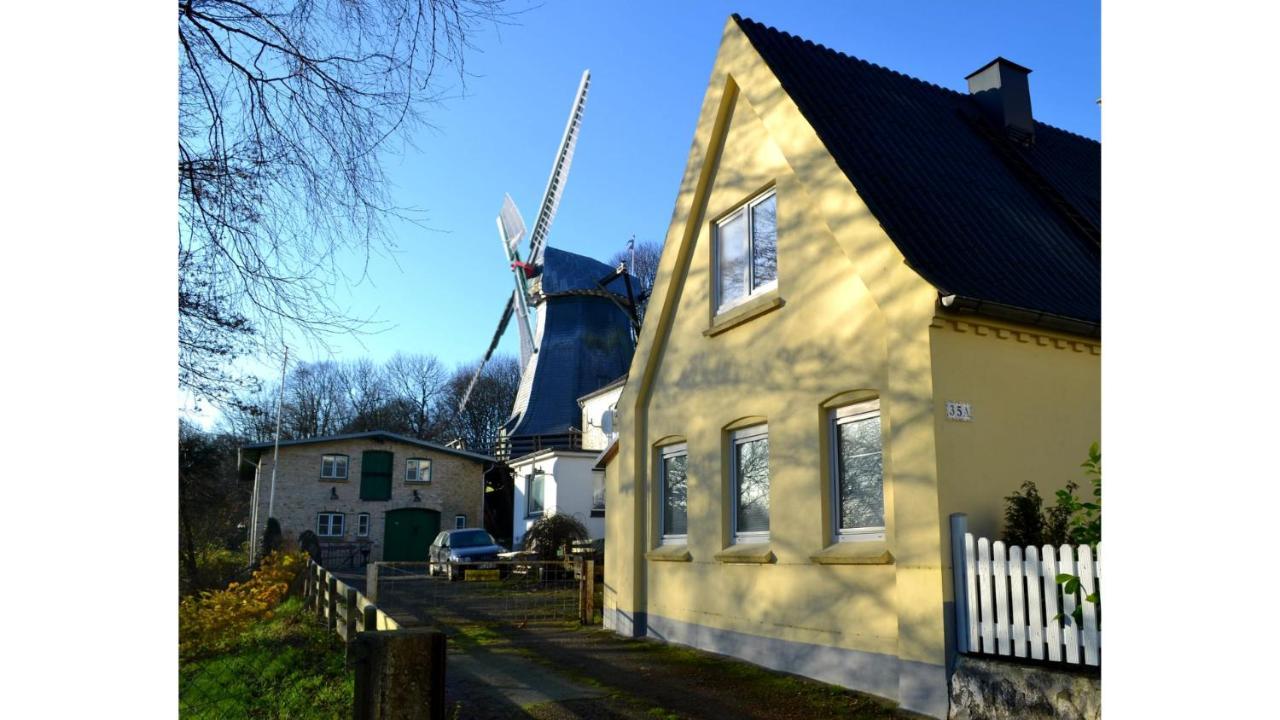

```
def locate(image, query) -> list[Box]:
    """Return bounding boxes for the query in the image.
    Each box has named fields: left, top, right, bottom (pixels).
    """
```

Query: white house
left=511, top=376, right=624, bottom=545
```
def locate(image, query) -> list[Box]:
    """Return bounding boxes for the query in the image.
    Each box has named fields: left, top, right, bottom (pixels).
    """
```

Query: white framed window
left=356, top=512, right=370, bottom=537
left=317, top=512, right=345, bottom=538
left=591, top=472, right=606, bottom=515
left=454, top=514, right=467, bottom=529
left=659, top=444, right=688, bottom=543
left=831, top=400, right=885, bottom=541
left=320, top=454, right=349, bottom=480
left=730, top=425, right=770, bottom=542
left=406, top=458, right=432, bottom=483
left=527, top=472, right=546, bottom=517
left=715, top=190, right=777, bottom=314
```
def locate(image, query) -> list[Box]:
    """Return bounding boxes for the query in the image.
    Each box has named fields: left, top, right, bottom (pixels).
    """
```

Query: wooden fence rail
left=305, top=559, right=402, bottom=643
left=951, top=513, right=1101, bottom=667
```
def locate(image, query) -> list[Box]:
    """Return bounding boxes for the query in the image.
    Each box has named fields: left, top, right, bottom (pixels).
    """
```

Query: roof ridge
left=734, top=14, right=1101, bottom=145
left=1033, top=120, right=1101, bottom=146
left=733, top=14, right=967, bottom=100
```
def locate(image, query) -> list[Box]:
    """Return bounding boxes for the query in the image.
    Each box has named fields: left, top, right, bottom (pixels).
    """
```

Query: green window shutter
left=360, top=450, right=393, bottom=501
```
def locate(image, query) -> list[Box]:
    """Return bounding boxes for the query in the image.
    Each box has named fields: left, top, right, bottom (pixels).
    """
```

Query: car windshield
left=450, top=530, right=495, bottom=548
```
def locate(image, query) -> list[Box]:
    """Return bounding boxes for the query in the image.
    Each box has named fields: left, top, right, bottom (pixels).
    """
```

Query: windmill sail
left=456, top=294, right=516, bottom=414
left=498, top=194, right=526, bottom=253
left=527, top=69, right=590, bottom=267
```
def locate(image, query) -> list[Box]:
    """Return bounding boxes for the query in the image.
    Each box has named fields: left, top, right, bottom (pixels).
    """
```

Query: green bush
left=521, top=514, right=589, bottom=560
left=1001, top=443, right=1101, bottom=548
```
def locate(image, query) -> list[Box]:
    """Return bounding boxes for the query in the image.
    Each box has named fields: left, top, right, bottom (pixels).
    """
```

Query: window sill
left=704, top=292, right=784, bottom=337
left=714, top=543, right=776, bottom=564
left=319, top=478, right=349, bottom=483
left=646, top=544, right=692, bottom=562
left=809, top=541, right=895, bottom=565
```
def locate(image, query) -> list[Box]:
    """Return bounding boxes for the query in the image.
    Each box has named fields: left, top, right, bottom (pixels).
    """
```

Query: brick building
left=240, top=432, right=495, bottom=563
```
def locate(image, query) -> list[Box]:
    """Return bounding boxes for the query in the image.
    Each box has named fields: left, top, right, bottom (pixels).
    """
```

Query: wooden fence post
left=345, top=587, right=358, bottom=643
left=351, top=629, right=447, bottom=719
left=367, top=562, right=381, bottom=603
left=328, top=575, right=339, bottom=631
left=316, top=568, right=328, bottom=621
left=363, top=604, right=379, bottom=633
left=949, top=513, right=970, bottom=654
left=585, top=559, right=595, bottom=624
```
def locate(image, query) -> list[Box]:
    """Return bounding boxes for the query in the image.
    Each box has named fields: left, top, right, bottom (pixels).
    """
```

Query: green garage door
left=383, top=508, right=440, bottom=561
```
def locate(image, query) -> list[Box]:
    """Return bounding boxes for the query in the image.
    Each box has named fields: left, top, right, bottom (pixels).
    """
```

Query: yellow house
left=603, top=15, right=1099, bottom=719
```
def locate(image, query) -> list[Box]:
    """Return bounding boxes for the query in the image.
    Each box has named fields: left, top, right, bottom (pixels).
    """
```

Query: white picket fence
left=950, top=514, right=1100, bottom=666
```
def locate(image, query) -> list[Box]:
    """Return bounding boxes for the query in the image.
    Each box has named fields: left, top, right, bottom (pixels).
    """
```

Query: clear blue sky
left=258, top=0, right=1101, bottom=378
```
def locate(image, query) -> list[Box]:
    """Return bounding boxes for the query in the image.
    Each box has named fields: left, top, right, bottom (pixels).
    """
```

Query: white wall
left=510, top=452, right=604, bottom=546
left=580, top=385, right=623, bottom=451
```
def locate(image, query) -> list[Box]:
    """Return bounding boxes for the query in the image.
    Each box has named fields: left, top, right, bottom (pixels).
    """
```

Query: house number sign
left=946, top=402, right=973, bottom=422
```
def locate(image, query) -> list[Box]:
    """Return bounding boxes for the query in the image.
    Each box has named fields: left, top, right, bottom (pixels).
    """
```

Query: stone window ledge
left=809, top=541, right=894, bottom=565
left=704, top=293, right=785, bottom=337
left=714, top=543, right=776, bottom=564
left=646, top=544, right=692, bottom=562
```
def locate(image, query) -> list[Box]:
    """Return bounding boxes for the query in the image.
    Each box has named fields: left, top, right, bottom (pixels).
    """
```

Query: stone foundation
left=949, top=655, right=1100, bottom=720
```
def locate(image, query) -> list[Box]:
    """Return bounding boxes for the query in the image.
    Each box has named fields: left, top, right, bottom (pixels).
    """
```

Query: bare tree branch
left=178, top=0, right=510, bottom=406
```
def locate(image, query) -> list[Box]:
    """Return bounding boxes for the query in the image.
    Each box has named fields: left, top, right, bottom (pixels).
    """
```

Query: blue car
left=429, top=528, right=507, bottom=581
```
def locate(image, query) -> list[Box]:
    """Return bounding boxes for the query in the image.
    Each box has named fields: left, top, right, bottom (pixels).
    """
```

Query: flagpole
left=266, top=346, right=288, bottom=527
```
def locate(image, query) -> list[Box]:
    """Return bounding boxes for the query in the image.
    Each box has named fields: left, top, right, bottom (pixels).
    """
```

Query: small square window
left=832, top=400, right=885, bottom=541
left=659, top=444, right=688, bottom=543
left=317, top=512, right=345, bottom=538
left=320, top=454, right=349, bottom=480
left=356, top=513, right=370, bottom=537
left=731, top=425, right=770, bottom=542
left=406, top=458, right=431, bottom=483
left=715, top=191, right=777, bottom=314
left=455, top=514, right=467, bottom=529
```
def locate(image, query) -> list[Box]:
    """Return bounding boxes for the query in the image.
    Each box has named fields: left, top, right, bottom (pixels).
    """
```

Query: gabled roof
left=734, top=15, right=1100, bottom=327
left=240, top=431, right=496, bottom=464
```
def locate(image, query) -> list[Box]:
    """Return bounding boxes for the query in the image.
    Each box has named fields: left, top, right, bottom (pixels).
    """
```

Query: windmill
left=457, top=70, right=641, bottom=459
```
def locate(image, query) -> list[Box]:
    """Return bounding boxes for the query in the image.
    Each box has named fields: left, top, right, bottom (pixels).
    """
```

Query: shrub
left=181, top=545, right=250, bottom=595
left=297, top=530, right=322, bottom=564
left=180, top=550, right=305, bottom=659
left=521, top=514, right=589, bottom=560
left=1002, top=481, right=1046, bottom=547
left=260, top=518, right=283, bottom=560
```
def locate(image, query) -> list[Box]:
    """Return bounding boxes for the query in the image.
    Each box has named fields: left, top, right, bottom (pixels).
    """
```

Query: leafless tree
left=435, top=355, right=520, bottom=451
left=608, top=239, right=664, bottom=325
left=385, top=352, right=447, bottom=438
left=284, top=360, right=347, bottom=436
left=338, top=358, right=390, bottom=430
left=179, top=0, right=508, bottom=406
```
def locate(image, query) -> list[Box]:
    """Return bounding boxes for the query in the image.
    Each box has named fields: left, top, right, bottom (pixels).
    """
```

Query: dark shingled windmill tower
left=457, top=71, right=640, bottom=459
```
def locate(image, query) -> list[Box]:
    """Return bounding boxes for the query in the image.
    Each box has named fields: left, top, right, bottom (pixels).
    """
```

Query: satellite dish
left=601, top=408, right=614, bottom=436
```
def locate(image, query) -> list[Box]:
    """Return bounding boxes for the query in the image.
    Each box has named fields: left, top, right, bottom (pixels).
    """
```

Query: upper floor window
left=660, top=444, right=688, bottom=542
left=317, top=512, right=345, bottom=538
left=731, top=425, right=770, bottom=542
left=715, top=190, right=777, bottom=314
left=406, top=458, right=432, bottom=484
left=831, top=400, right=885, bottom=541
left=320, top=454, right=349, bottom=480
left=527, top=472, right=546, bottom=518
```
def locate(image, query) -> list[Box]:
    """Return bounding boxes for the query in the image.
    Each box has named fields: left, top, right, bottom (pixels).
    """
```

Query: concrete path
left=448, top=645, right=605, bottom=709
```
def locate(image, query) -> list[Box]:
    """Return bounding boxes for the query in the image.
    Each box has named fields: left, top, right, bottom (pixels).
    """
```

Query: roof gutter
left=939, top=293, right=1099, bottom=339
